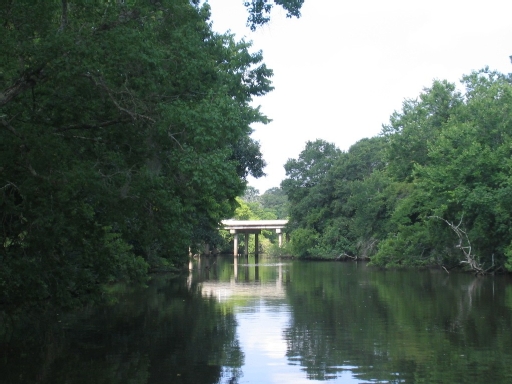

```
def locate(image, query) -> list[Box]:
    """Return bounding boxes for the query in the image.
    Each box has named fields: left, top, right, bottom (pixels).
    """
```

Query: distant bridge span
left=221, top=220, right=288, bottom=256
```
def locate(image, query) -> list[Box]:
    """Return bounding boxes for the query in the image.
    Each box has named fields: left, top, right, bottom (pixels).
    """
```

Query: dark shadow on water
left=0, top=274, right=243, bottom=384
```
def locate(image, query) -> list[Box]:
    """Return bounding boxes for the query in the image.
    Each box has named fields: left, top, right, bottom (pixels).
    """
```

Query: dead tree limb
left=429, top=215, right=485, bottom=274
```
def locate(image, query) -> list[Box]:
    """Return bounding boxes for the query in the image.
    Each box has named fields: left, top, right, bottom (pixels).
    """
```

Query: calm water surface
left=2, top=256, right=512, bottom=383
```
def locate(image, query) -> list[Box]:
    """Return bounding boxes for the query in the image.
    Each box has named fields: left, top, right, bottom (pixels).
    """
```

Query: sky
left=206, top=0, right=512, bottom=193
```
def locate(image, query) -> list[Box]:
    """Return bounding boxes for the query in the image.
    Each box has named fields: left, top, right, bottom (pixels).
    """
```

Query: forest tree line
left=281, top=70, right=512, bottom=273
left=0, top=0, right=304, bottom=310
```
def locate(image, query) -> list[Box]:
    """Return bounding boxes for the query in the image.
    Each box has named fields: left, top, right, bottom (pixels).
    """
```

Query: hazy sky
left=207, top=0, right=512, bottom=193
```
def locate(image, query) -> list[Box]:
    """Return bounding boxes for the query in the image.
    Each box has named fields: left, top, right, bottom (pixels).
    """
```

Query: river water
left=2, top=256, right=512, bottom=383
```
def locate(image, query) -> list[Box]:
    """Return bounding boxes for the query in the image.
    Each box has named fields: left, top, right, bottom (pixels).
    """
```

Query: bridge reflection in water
left=189, top=255, right=291, bottom=303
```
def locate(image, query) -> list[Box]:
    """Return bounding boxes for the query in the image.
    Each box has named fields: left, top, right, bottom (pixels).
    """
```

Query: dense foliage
left=239, top=186, right=289, bottom=220
left=217, top=186, right=289, bottom=254
left=0, top=0, right=283, bottom=309
left=282, top=69, right=512, bottom=272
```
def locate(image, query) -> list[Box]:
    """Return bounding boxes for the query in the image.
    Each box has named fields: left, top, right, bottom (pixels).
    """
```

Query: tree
left=374, top=69, right=512, bottom=271
left=242, top=186, right=261, bottom=203
left=331, top=137, right=390, bottom=258
left=382, top=80, right=463, bottom=181
left=1, top=0, right=272, bottom=309
left=243, top=0, right=305, bottom=30
left=281, top=140, right=340, bottom=256
left=282, top=139, right=340, bottom=202
left=260, top=187, right=289, bottom=219
left=280, top=69, right=512, bottom=270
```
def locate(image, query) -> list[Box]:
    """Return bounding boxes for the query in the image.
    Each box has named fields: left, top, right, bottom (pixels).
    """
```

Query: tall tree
left=1, top=0, right=272, bottom=308
left=382, top=80, right=463, bottom=181
left=281, top=140, right=340, bottom=256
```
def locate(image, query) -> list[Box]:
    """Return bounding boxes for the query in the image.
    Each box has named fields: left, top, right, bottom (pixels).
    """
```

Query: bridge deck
left=221, top=219, right=288, bottom=230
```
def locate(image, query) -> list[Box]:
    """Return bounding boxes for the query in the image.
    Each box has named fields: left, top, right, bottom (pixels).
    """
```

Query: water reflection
left=192, top=256, right=316, bottom=383
left=283, top=262, right=512, bottom=383
left=0, top=274, right=243, bottom=384
left=196, top=257, right=289, bottom=302
left=3, top=257, right=512, bottom=383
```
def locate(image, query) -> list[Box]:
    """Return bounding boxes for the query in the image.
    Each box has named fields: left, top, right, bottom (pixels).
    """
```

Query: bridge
left=221, top=219, right=288, bottom=256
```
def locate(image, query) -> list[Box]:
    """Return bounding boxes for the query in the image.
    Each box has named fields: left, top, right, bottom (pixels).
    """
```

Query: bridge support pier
left=224, top=220, right=288, bottom=256
left=233, top=233, right=238, bottom=256
left=277, top=228, right=283, bottom=247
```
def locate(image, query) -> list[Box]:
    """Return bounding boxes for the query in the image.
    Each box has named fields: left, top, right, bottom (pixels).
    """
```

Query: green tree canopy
left=282, top=71, right=512, bottom=272
left=1, top=0, right=273, bottom=309
left=260, top=187, right=289, bottom=219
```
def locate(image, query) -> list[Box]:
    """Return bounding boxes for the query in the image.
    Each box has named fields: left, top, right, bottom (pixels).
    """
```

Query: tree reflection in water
left=3, top=258, right=512, bottom=383
left=0, top=274, right=243, bottom=384
left=284, top=262, right=512, bottom=383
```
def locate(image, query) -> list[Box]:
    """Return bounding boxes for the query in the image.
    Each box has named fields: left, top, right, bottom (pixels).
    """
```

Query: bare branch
left=0, top=65, right=46, bottom=107
left=1, top=181, right=20, bottom=191
left=12, top=141, right=50, bottom=181
left=83, top=73, right=155, bottom=123
left=55, top=119, right=128, bottom=133
left=429, top=215, right=484, bottom=274
left=53, top=133, right=107, bottom=142
left=1, top=117, right=21, bottom=138
left=168, top=127, right=184, bottom=149
left=60, top=0, right=68, bottom=31
left=26, top=160, right=48, bottom=181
